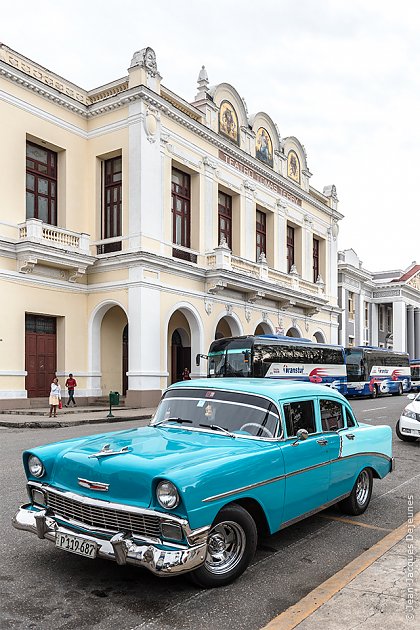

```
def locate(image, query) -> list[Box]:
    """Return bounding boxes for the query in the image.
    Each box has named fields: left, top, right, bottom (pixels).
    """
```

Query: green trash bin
left=108, top=391, right=120, bottom=418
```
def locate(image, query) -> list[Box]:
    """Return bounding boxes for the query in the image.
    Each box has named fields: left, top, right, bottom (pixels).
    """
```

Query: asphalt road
left=1, top=395, right=419, bottom=630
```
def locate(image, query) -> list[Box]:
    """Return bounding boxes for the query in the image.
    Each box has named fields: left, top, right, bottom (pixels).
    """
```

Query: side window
left=345, top=408, right=356, bottom=428
left=320, top=399, right=344, bottom=431
left=283, top=400, right=316, bottom=437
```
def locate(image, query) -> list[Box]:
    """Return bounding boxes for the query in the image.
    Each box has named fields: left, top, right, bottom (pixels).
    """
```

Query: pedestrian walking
left=65, top=373, right=77, bottom=406
left=49, top=377, right=61, bottom=418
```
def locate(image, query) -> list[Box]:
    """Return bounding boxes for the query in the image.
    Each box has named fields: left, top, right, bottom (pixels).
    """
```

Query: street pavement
left=0, top=398, right=420, bottom=630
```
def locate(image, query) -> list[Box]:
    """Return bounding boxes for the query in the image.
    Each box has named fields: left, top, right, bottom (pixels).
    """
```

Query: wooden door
left=25, top=315, right=56, bottom=397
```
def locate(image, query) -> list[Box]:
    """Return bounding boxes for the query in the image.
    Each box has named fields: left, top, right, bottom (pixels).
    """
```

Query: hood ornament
left=88, top=444, right=130, bottom=459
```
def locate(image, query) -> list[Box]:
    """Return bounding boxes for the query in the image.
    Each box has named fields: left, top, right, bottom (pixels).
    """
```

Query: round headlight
left=156, top=480, right=179, bottom=509
left=28, top=455, right=45, bottom=478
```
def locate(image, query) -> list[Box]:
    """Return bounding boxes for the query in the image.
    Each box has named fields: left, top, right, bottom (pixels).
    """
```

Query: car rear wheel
left=396, top=420, right=418, bottom=442
left=339, top=468, right=373, bottom=515
left=189, top=504, right=257, bottom=588
left=370, top=385, right=378, bottom=399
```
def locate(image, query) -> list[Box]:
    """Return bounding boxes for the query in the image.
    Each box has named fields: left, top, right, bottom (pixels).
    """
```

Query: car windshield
left=150, top=388, right=280, bottom=438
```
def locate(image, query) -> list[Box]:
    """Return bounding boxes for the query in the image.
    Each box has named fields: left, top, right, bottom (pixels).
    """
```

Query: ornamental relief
left=408, top=276, right=420, bottom=291
left=219, top=101, right=239, bottom=145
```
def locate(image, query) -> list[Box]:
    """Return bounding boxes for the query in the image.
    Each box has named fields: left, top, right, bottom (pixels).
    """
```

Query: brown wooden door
left=25, top=315, right=57, bottom=397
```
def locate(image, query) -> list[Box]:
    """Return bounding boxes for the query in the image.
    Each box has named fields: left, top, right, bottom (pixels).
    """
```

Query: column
left=276, top=200, right=287, bottom=273
left=129, top=100, right=164, bottom=252
left=339, top=286, right=346, bottom=346
left=126, top=279, right=163, bottom=407
left=415, top=308, right=420, bottom=359
left=371, top=303, right=378, bottom=346
left=243, top=181, right=255, bottom=259
left=303, top=215, right=313, bottom=281
left=358, top=293, right=364, bottom=345
left=407, top=306, right=415, bottom=358
left=202, top=158, right=217, bottom=252
left=327, top=227, right=338, bottom=304
left=393, top=301, right=407, bottom=352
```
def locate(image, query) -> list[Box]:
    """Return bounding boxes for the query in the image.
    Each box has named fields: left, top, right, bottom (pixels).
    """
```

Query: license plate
left=56, top=532, right=98, bottom=559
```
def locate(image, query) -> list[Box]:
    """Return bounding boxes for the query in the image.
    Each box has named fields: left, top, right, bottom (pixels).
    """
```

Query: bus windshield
left=208, top=338, right=252, bottom=377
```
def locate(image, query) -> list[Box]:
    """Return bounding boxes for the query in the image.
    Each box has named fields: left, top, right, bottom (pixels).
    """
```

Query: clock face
left=288, top=150, right=300, bottom=183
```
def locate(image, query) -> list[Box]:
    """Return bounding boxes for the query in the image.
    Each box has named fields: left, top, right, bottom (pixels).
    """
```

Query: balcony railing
left=18, top=219, right=90, bottom=254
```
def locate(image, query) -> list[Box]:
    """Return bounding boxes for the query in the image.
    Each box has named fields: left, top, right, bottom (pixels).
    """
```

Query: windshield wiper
left=199, top=423, right=236, bottom=438
left=153, top=417, right=193, bottom=427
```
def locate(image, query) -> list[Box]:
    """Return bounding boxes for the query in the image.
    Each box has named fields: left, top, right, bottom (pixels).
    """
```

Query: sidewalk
left=263, top=512, right=420, bottom=630
left=0, top=405, right=155, bottom=428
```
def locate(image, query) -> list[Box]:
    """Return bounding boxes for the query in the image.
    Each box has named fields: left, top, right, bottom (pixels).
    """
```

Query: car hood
left=36, top=426, right=268, bottom=508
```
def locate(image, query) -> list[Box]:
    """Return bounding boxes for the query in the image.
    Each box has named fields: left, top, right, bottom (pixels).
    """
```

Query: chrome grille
left=46, top=491, right=161, bottom=538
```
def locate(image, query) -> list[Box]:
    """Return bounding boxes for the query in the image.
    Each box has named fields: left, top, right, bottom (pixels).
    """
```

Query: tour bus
left=201, top=335, right=347, bottom=394
left=345, top=346, right=411, bottom=398
left=410, top=359, right=420, bottom=391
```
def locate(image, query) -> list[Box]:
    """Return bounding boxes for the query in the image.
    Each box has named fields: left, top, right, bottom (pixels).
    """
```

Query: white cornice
left=1, top=60, right=341, bottom=218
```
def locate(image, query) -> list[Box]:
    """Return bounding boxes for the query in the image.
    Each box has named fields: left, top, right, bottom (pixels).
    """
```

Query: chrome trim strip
left=280, top=492, right=351, bottom=529
left=201, top=452, right=392, bottom=503
left=202, top=473, right=286, bottom=503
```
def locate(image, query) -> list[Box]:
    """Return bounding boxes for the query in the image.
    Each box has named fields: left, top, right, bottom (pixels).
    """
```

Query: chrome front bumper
left=13, top=504, right=208, bottom=576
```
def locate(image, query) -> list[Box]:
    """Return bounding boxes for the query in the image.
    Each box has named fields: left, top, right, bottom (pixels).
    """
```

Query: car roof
left=168, top=378, right=346, bottom=403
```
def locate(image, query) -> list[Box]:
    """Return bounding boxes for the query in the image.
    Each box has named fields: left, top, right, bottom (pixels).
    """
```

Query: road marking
left=361, top=407, right=386, bottom=411
left=317, top=514, right=392, bottom=531
left=372, top=471, right=420, bottom=501
left=262, top=511, right=420, bottom=630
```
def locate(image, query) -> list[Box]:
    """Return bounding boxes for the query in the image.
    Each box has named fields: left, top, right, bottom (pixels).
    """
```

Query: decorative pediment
left=282, top=136, right=309, bottom=188
left=408, top=274, right=420, bottom=291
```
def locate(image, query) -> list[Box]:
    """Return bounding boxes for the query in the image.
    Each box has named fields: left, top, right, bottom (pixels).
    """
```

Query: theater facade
left=0, top=44, right=342, bottom=406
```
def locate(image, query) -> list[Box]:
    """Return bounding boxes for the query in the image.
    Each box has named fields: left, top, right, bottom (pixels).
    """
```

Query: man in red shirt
left=65, top=373, right=77, bottom=406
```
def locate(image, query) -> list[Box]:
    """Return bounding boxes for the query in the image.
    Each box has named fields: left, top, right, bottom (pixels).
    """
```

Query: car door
left=327, top=402, right=359, bottom=500
left=280, top=398, right=331, bottom=525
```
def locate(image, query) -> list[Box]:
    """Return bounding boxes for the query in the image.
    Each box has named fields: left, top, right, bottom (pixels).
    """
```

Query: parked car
left=396, top=392, right=420, bottom=442
left=13, top=379, right=394, bottom=588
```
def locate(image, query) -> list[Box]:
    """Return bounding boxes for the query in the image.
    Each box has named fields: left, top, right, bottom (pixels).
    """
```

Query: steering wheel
left=239, top=422, right=274, bottom=438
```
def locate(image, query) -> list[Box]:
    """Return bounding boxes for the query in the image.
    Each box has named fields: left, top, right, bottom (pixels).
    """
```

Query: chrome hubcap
left=205, top=521, right=246, bottom=575
left=356, top=470, right=370, bottom=505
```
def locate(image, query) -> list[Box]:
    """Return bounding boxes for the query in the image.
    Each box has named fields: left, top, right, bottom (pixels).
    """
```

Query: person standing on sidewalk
left=65, top=373, right=77, bottom=407
left=49, top=377, right=61, bottom=418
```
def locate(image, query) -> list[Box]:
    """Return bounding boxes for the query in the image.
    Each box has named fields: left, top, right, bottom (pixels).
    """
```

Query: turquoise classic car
left=13, top=379, right=394, bottom=588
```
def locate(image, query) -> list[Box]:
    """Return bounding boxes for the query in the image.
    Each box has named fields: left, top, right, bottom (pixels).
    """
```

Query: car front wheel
left=396, top=420, right=418, bottom=442
left=339, top=468, right=373, bottom=515
left=189, top=504, right=257, bottom=588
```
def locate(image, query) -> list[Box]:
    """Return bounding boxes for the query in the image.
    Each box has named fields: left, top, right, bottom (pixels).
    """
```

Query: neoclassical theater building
left=0, top=43, right=342, bottom=407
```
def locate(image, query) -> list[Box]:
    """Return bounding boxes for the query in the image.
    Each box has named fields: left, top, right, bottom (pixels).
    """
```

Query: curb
left=262, top=511, right=420, bottom=630
left=0, top=414, right=152, bottom=429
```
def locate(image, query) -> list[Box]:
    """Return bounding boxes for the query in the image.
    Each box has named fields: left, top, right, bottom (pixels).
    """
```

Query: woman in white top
left=49, top=377, right=61, bottom=418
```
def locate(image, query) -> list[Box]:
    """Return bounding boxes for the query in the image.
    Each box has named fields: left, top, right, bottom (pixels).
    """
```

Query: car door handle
left=346, top=434, right=355, bottom=440
left=316, top=439, right=328, bottom=445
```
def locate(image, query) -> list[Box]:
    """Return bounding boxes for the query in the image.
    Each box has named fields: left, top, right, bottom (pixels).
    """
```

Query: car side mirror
left=292, top=428, right=309, bottom=446
left=407, top=393, right=415, bottom=400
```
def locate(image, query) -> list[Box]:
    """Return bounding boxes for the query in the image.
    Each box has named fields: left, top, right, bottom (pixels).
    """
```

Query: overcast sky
left=2, top=0, right=418, bottom=273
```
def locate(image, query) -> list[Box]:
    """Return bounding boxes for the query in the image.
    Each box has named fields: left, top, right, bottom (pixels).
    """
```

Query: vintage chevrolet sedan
left=13, top=379, right=394, bottom=588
